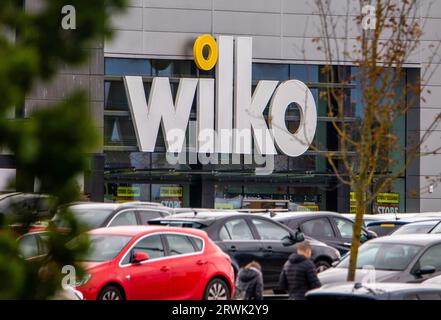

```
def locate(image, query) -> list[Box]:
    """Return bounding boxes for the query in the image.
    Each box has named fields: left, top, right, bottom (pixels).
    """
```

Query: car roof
left=158, top=211, right=244, bottom=219
left=273, top=211, right=344, bottom=220
left=399, top=220, right=440, bottom=227
left=149, top=211, right=271, bottom=225
left=308, top=282, right=441, bottom=298
left=88, top=225, right=208, bottom=238
left=368, top=217, right=441, bottom=226
left=68, top=202, right=169, bottom=211
left=369, top=233, right=441, bottom=245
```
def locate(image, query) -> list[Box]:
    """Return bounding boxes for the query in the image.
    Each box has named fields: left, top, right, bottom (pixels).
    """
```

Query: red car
left=76, top=226, right=235, bottom=300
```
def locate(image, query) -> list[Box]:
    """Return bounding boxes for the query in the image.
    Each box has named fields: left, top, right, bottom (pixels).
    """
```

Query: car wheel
left=98, top=285, right=124, bottom=300
left=204, top=278, right=230, bottom=300
left=315, top=260, right=331, bottom=273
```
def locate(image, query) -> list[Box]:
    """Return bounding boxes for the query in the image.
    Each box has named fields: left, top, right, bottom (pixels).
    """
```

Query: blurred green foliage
left=0, top=0, right=127, bottom=299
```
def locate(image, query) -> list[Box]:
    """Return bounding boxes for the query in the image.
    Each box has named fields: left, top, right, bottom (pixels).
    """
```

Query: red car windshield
left=84, top=235, right=132, bottom=262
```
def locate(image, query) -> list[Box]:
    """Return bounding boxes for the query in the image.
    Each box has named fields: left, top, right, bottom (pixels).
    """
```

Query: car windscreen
left=54, top=207, right=114, bottom=229
left=392, top=222, right=438, bottom=235
left=148, top=219, right=206, bottom=229
left=84, top=235, right=132, bottom=262
left=337, top=242, right=422, bottom=271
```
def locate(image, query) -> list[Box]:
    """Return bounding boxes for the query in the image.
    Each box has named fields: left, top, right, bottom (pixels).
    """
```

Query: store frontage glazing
left=103, top=58, right=410, bottom=212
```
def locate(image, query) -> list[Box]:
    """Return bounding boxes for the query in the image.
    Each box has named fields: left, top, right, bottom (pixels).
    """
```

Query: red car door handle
left=196, top=260, right=207, bottom=265
left=160, top=266, right=171, bottom=272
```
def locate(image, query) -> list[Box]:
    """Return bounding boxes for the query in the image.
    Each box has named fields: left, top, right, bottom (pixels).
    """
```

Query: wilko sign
left=124, top=35, right=317, bottom=158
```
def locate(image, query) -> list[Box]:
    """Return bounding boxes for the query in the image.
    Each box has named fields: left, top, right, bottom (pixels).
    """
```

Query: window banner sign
left=116, top=186, right=141, bottom=202
left=159, top=186, right=183, bottom=208
left=373, top=193, right=400, bottom=214
left=159, top=186, right=183, bottom=197
left=350, top=191, right=400, bottom=214
left=117, top=186, right=141, bottom=197
left=349, top=191, right=367, bottom=214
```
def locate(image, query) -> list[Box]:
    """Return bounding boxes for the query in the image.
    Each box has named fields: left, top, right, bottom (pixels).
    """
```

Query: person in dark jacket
left=278, top=240, right=321, bottom=300
left=235, top=261, right=264, bottom=300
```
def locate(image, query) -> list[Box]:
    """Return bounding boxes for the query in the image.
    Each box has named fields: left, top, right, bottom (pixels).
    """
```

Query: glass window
left=334, top=218, right=354, bottom=238
left=222, top=219, right=254, bottom=241
left=290, top=65, right=318, bottom=82
left=252, top=219, right=290, bottom=241
left=416, top=293, right=441, bottom=300
left=138, top=210, right=162, bottom=224
left=392, top=222, right=438, bottom=235
left=19, top=235, right=39, bottom=259
left=55, top=207, right=114, bottom=230
left=105, top=58, right=151, bottom=76
left=192, top=237, right=204, bottom=251
left=132, top=234, right=165, bottom=260
left=105, top=81, right=129, bottom=110
left=252, top=63, right=289, bottom=81
left=85, top=235, right=132, bottom=262
left=219, top=225, right=232, bottom=240
left=301, top=218, right=335, bottom=238
left=404, top=292, right=441, bottom=300
left=152, top=60, right=173, bottom=76
left=108, top=211, right=138, bottom=227
left=165, top=234, right=196, bottom=256
left=337, top=243, right=421, bottom=271
left=417, top=244, right=441, bottom=272
left=104, top=115, right=138, bottom=147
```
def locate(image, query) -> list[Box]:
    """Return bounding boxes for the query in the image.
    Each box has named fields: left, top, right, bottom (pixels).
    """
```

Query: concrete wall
left=419, top=0, right=441, bottom=211
left=105, top=0, right=441, bottom=211
left=20, top=0, right=105, bottom=199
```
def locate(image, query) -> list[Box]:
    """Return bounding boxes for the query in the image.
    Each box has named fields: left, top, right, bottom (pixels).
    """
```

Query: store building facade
left=2, top=0, right=441, bottom=212
left=100, top=0, right=441, bottom=212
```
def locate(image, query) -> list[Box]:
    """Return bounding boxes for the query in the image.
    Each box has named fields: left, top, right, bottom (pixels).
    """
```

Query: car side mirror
left=415, top=265, right=436, bottom=276
left=294, top=230, right=305, bottom=242
left=132, top=251, right=149, bottom=263
left=282, top=235, right=295, bottom=247
left=367, top=230, right=377, bottom=239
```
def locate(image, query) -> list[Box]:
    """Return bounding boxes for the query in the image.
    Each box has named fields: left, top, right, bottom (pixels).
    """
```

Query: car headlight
left=74, top=274, right=91, bottom=287
left=334, top=249, right=341, bottom=259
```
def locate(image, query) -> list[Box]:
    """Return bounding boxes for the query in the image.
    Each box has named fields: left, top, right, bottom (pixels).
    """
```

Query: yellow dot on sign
left=193, top=34, right=218, bottom=71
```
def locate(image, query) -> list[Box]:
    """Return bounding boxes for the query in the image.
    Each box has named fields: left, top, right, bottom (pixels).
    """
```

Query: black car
left=319, top=234, right=441, bottom=285
left=53, top=202, right=173, bottom=231
left=271, top=211, right=377, bottom=255
left=306, top=282, right=441, bottom=300
left=148, top=210, right=341, bottom=290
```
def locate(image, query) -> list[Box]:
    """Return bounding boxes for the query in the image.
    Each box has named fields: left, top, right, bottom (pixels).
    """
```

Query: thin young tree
left=312, top=0, right=441, bottom=281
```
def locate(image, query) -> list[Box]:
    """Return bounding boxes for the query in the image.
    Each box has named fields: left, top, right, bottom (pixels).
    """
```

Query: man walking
left=279, top=240, right=321, bottom=300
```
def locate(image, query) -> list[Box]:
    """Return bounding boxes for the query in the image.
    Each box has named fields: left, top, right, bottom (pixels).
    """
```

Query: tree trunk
left=347, top=188, right=365, bottom=281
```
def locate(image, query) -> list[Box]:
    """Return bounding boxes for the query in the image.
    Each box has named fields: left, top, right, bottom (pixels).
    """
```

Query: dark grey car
left=272, top=211, right=376, bottom=255
left=319, top=234, right=441, bottom=285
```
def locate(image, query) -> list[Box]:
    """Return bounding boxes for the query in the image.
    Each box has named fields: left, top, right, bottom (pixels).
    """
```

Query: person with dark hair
left=279, top=240, right=321, bottom=300
left=235, top=261, right=264, bottom=300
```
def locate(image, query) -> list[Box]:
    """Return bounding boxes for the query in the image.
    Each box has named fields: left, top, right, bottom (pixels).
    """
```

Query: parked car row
left=10, top=197, right=441, bottom=300
left=147, top=210, right=341, bottom=290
